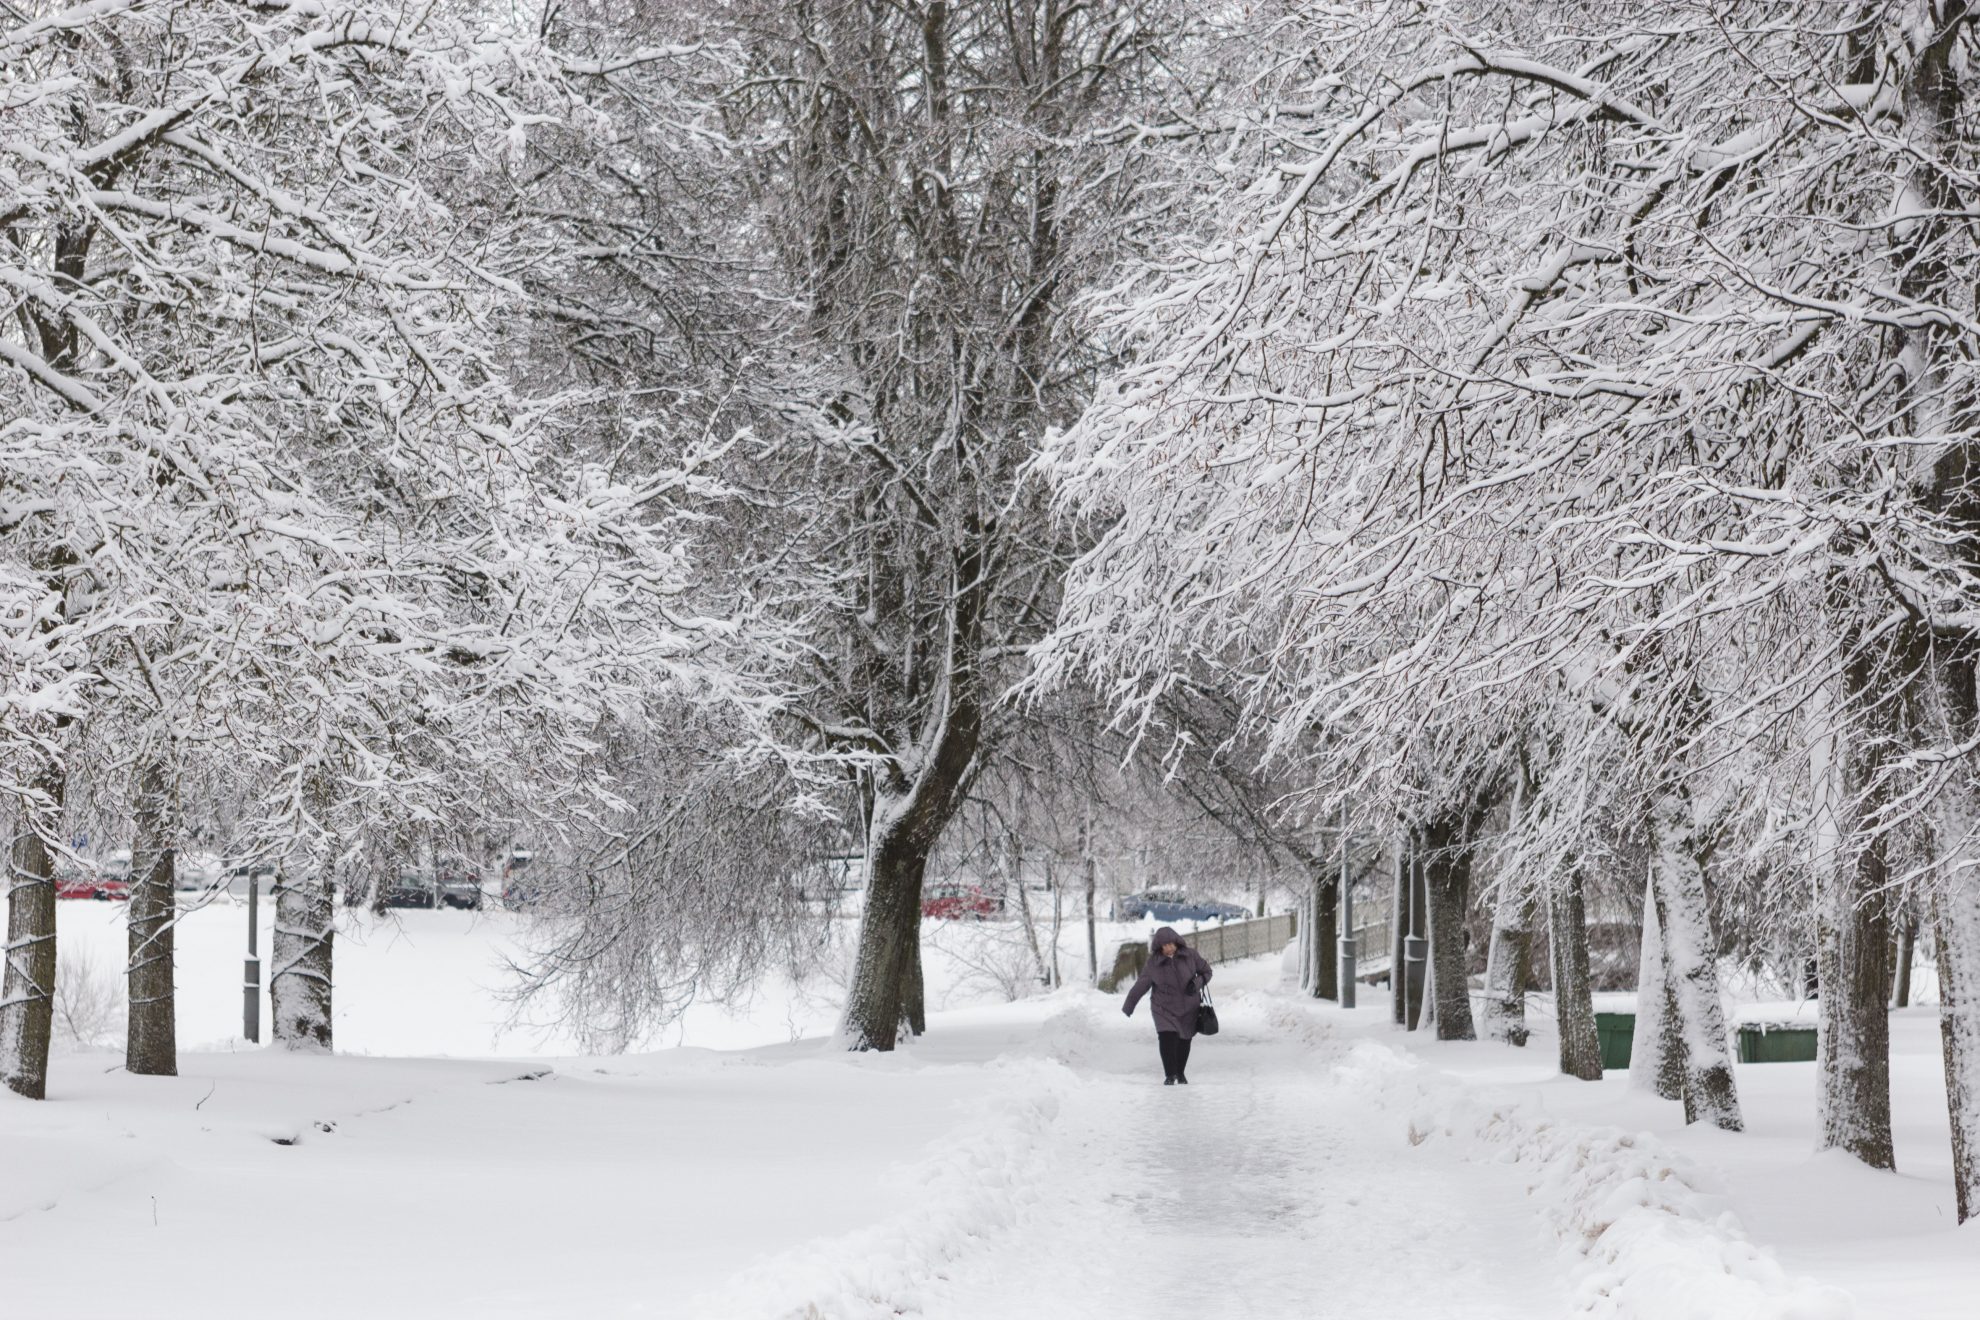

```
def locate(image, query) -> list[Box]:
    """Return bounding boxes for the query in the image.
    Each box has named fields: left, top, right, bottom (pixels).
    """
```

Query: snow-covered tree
left=1, top=0, right=754, bottom=1087
left=1036, top=0, right=1980, bottom=1186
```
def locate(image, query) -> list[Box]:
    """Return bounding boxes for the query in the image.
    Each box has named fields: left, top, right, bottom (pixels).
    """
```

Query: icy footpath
left=1266, top=997, right=1854, bottom=1320
left=717, top=986, right=1567, bottom=1320
left=716, top=976, right=1858, bottom=1320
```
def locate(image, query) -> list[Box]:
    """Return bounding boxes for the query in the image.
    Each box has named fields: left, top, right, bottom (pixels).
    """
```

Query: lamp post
left=243, top=871, right=261, bottom=1043
left=1404, top=845, right=1429, bottom=1030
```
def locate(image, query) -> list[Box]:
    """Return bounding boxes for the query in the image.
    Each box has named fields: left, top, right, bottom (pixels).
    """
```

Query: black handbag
left=1193, top=978, right=1220, bottom=1036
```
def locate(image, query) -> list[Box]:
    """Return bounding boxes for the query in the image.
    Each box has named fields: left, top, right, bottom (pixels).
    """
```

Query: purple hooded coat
left=1122, top=926, right=1214, bottom=1038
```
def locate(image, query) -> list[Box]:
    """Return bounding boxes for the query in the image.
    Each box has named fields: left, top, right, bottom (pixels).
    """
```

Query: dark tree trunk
left=271, top=868, right=334, bottom=1051
left=903, top=922, right=927, bottom=1036
left=1815, top=679, right=1895, bottom=1167
left=1818, top=862, right=1893, bottom=1167
left=840, top=536, right=984, bottom=1051
left=1310, top=870, right=1339, bottom=1001
left=1658, top=964, right=1688, bottom=1099
left=1421, top=809, right=1477, bottom=1041
left=1893, top=906, right=1918, bottom=1009
left=126, top=758, right=178, bottom=1077
left=1550, top=868, right=1603, bottom=1081
left=1, top=776, right=61, bottom=1100
left=844, top=830, right=926, bottom=1049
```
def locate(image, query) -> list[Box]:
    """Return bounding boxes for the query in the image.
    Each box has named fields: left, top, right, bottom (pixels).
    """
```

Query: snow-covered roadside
left=0, top=1006, right=1086, bottom=1319
left=1256, top=962, right=1980, bottom=1320
left=693, top=1014, right=1093, bottom=1319
left=1267, top=1006, right=1852, bottom=1319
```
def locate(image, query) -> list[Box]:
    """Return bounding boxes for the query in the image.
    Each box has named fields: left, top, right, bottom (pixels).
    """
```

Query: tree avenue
left=7, top=0, right=1980, bottom=1236
left=1040, top=0, right=1980, bottom=1219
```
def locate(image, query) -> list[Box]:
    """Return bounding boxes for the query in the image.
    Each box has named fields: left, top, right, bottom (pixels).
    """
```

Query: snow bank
left=1266, top=1000, right=1854, bottom=1320
left=695, top=1007, right=1092, bottom=1319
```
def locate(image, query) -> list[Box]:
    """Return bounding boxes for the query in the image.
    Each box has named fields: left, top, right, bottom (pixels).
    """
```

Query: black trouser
left=1157, top=1031, right=1192, bottom=1079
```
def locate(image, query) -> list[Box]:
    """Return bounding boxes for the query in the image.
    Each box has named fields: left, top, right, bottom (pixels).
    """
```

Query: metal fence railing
left=1183, top=912, right=1297, bottom=964
left=1098, top=912, right=1297, bottom=991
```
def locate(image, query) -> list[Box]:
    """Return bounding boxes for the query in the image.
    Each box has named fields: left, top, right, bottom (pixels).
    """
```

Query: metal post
left=243, top=872, right=261, bottom=1043
left=1405, top=845, right=1429, bottom=1030
left=1337, top=800, right=1357, bottom=1009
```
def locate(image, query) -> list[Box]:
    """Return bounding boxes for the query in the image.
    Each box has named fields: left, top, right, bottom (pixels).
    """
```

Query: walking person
left=1122, top=926, right=1214, bottom=1084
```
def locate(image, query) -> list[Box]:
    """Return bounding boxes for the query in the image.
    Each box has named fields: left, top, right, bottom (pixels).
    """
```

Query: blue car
left=1117, top=887, right=1250, bottom=923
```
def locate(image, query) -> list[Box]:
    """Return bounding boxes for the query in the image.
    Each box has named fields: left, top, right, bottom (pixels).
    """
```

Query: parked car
left=435, top=855, right=483, bottom=910
left=1116, top=887, right=1249, bottom=923
left=172, top=852, right=225, bottom=896
left=54, top=866, right=129, bottom=902
left=55, top=850, right=129, bottom=901
left=922, top=883, right=1000, bottom=920
left=378, top=869, right=438, bottom=909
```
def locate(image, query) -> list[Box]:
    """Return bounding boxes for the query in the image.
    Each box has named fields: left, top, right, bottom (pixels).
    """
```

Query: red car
left=55, top=871, right=129, bottom=901
left=922, top=883, right=999, bottom=920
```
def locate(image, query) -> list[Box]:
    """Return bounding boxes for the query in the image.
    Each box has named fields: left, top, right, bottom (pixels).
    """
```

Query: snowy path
left=889, top=986, right=1564, bottom=1320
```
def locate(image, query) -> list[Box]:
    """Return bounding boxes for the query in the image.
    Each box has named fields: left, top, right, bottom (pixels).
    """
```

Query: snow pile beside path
left=696, top=1014, right=1087, bottom=1319
left=1269, top=1002, right=1853, bottom=1320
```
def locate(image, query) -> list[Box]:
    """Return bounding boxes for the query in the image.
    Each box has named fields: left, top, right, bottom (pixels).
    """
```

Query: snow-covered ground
left=6, top=908, right=1976, bottom=1318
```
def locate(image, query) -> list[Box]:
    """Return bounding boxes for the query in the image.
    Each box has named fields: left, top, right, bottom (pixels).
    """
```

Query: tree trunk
left=1928, top=658, right=1980, bottom=1223
left=1, top=777, right=61, bottom=1100
left=1083, top=814, right=1098, bottom=985
left=840, top=549, right=983, bottom=1051
left=271, top=867, right=334, bottom=1051
left=1892, top=0, right=1980, bottom=1222
left=844, top=822, right=926, bottom=1049
left=1628, top=875, right=1685, bottom=1099
left=1481, top=887, right=1536, bottom=1046
left=1009, top=833, right=1048, bottom=987
left=1932, top=850, right=1980, bottom=1224
left=1309, top=868, right=1339, bottom=1001
left=1818, top=857, right=1895, bottom=1167
left=903, top=928, right=927, bottom=1037
left=126, top=757, right=178, bottom=1077
left=1894, top=905, right=1918, bottom=1009
left=1298, top=884, right=1313, bottom=990
left=1806, top=655, right=1898, bottom=1167
left=1422, top=809, right=1477, bottom=1041
left=1812, top=707, right=1894, bottom=1165
left=1550, top=868, right=1603, bottom=1081
left=1047, top=859, right=1063, bottom=989
left=1649, top=789, right=1742, bottom=1130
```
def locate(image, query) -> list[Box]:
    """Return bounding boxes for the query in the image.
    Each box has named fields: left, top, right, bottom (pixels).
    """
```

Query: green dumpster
left=1737, top=1022, right=1818, bottom=1064
left=1594, top=1012, right=1635, bottom=1071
